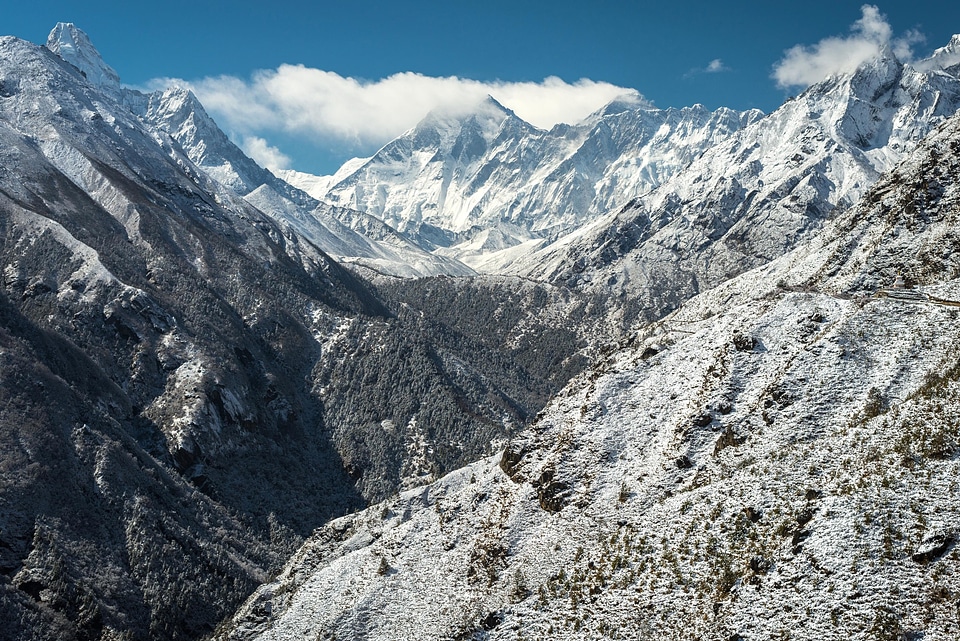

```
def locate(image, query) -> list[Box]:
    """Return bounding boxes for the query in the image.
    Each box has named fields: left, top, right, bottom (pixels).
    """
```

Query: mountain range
left=2, top=20, right=960, bottom=641
left=220, top=108, right=960, bottom=640
left=283, top=94, right=763, bottom=271
left=288, top=35, right=960, bottom=325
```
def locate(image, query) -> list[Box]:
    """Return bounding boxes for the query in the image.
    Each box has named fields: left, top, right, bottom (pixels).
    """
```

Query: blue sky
left=7, top=2, right=960, bottom=174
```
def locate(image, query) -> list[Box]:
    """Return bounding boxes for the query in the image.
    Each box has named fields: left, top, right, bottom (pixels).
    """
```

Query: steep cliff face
left=216, top=112, right=960, bottom=641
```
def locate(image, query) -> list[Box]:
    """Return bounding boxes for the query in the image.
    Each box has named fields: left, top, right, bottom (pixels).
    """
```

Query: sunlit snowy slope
left=218, top=108, right=960, bottom=641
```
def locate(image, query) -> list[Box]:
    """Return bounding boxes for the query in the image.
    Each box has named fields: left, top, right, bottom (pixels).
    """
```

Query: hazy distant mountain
left=294, top=36, right=960, bottom=302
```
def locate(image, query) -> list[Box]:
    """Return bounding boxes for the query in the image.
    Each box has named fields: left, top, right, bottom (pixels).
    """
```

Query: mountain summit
left=45, top=22, right=122, bottom=100
left=916, top=33, right=960, bottom=72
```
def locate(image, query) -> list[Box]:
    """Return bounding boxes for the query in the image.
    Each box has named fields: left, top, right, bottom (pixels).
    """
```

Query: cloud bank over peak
left=241, top=135, right=292, bottom=171
left=147, top=69, right=637, bottom=163
left=773, top=4, right=924, bottom=89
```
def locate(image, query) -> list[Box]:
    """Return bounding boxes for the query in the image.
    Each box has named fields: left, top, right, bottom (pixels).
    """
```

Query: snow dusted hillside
left=217, top=111, right=960, bottom=640
left=515, top=37, right=960, bottom=324
left=0, top=27, right=384, bottom=639
left=0, top=25, right=611, bottom=640
left=11, top=18, right=960, bottom=641
left=289, top=94, right=761, bottom=269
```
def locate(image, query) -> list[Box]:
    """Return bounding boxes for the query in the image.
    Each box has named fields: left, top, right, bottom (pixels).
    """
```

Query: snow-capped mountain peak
left=585, top=89, right=652, bottom=118
left=915, top=33, right=960, bottom=72
left=409, top=94, right=522, bottom=160
left=303, top=89, right=762, bottom=270
left=45, top=22, right=121, bottom=100
left=127, top=82, right=475, bottom=277
left=133, top=83, right=279, bottom=195
left=439, top=94, right=516, bottom=121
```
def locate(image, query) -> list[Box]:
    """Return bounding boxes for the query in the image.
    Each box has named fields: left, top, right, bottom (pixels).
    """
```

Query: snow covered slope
left=292, top=94, right=762, bottom=269
left=216, top=110, right=960, bottom=641
left=514, top=40, right=960, bottom=325
left=0, top=28, right=388, bottom=639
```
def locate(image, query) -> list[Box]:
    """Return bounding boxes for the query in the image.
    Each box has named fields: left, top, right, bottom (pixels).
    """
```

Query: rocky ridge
left=513, top=43, right=960, bottom=324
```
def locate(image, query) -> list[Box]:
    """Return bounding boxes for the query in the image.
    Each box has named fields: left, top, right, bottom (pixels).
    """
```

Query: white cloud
left=241, top=135, right=292, bottom=171
left=706, top=59, right=729, bottom=73
left=773, top=4, right=921, bottom=89
left=151, top=68, right=636, bottom=156
left=683, top=58, right=730, bottom=78
left=489, top=77, right=646, bottom=129
left=894, top=29, right=926, bottom=62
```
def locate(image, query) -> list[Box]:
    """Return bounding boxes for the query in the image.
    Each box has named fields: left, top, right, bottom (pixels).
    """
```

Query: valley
left=1, top=19, right=959, bottom=641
